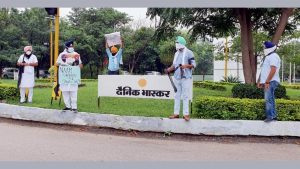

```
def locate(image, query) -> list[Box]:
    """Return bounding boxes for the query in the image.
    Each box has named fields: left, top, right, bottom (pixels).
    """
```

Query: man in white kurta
left=165, top=36, right=196, bottom=121
left=17, top=46, right=38, bottom=103
left=56, top=40, right=83, bottom=113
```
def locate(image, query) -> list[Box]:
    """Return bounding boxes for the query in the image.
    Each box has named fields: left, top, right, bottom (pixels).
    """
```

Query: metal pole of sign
left=98, top=97, right=100, bottom=108
left=190, top=101, right=192, bottom=115
left=59, top=96, right=61, bottom=106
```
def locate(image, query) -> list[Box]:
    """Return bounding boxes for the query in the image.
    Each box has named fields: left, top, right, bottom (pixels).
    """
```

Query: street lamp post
left=224, top=37, right=228, bottom=79
left=45, top=8, right=61, bottom=103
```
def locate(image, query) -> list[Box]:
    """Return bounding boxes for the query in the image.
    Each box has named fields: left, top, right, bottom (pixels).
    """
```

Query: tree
left=190, top=41, right=214, bottom=76
left=67, top=8, right=131, bottom=77
left=147, top=8, right=299, bottom=84
left=0, top=8, right=51, bottom=78
left=122, top=27, right=158, bottom=74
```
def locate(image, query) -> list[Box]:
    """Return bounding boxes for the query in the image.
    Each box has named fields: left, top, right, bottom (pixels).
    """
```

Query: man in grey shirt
left=257, top=41, right=281, bottom=122
left=165, top=36, right=196, bottom=121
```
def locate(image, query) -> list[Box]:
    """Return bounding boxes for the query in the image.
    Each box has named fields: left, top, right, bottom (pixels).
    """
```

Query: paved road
left=0, top=121, right=300, bottom=161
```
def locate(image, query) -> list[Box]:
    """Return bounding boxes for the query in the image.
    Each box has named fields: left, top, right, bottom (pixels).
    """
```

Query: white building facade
left=213, top=59, right=261, bottom=83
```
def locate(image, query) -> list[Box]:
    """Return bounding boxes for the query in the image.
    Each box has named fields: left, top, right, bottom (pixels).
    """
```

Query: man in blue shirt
left=257, top=41, right=281, bottom=123
left=165, top=36, right=196, bottom=121
left=105, top=39, right=123, bottom=75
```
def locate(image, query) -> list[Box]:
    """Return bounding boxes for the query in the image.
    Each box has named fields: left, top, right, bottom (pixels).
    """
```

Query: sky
left=60, top=8, right=147, bottom=20
left=60, top=8, right=154, bottom=28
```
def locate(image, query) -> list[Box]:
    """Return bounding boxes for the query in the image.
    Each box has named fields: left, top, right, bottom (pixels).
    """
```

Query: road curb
left=1, top=103, right=300, bottom=137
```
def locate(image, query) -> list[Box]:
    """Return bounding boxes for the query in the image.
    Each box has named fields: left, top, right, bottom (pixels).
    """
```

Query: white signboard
left=104, top=32, right=121, bottom=47
left=98, top=75, right=193, bottom=100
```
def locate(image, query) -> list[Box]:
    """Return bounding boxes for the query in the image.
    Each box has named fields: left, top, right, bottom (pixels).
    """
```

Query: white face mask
left=26, top=51, right=32, bottom=55
left=264, top=46, right=276, bottom=56
left=176, top=43, right=185, bottom=51
left=67, top=47, right=74, bottom=53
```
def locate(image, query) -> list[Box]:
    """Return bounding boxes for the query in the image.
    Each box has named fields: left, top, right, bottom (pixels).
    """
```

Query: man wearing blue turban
left=257, top=41, right=281, bottom=122
left=56, top=40, right=83, bottom=113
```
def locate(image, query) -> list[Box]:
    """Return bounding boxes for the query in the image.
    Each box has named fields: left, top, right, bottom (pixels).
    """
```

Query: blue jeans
left=264, top=81, right=279, bottom=119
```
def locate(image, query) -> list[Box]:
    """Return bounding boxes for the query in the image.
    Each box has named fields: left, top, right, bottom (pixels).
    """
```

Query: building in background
left=213, top=59, right=261, bottom=83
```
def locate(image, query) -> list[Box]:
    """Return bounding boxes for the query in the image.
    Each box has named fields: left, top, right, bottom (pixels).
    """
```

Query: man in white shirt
left=17, top=46, right=38, bottom=103
left=56, top=40, right=83, bottom=113
left=257, top=41, right=281, bottom=122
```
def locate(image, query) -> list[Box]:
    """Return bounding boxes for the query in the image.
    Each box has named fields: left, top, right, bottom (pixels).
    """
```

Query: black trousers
left=108, top=70, right=120, bottom=75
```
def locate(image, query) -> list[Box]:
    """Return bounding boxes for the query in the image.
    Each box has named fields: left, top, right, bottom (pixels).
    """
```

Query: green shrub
left=0, top=84, right=19, bottom=100
left=232, top=83, right=287, bottom=99
left=194, top=96, right=300, bottom=121
left=194, top=81, right=226, bottom=91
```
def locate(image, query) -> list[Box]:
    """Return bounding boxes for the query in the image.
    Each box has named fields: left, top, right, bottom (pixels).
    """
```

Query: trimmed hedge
left=194, top=96, right=300, bottom=121
left=232, top=83, right=287, bottom=99
left=194, top=82, right=226, bottom=91
left=35, top=79, right=97, bottom=83
left=283, top=84, right=300, bottom=89
left=0, top=84, right=19, bottom=100
left=201, top=81, right=238, bottom=86
left=34, top=84, right=86, bottom=88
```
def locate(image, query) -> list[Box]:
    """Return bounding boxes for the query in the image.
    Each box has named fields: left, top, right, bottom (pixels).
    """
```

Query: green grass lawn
left=1, top=79, right=300, bottom=117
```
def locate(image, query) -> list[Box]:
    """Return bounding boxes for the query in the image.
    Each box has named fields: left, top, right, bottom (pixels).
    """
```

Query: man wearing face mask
left=56, top=40, right=83, bottom=113
left=105, top=38, right=123, bottom=75
left=165, top=36, right=196, bottom=121
left=17, top=46, right=38, bottom=103
left=257, top=41, right=281, bottom=123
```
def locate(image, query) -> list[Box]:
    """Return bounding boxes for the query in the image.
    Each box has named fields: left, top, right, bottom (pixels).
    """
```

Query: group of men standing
left=16, top=36, right=281, bottom=122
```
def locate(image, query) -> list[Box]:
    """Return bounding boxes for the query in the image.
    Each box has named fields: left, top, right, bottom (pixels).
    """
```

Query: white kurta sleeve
left=32, top=55, right=38, bottom=63
left=79, top=56, right=82, bottom=65
left=17, top=55, right=24, bottom=63
left=56, top=53, right=63, bottom=65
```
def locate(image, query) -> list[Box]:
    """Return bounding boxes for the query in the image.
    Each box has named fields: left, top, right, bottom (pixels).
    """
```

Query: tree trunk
left=89, top=64, right=93, bottom=78
left=272, top=8, right=294, bottom=44
left=237, top=8, right=255, bottom=84
left=129, top=56, right=135, bottom=74
left=0, top=64, right=2, bottom=78
left=246, top=11, right=256, bottom=83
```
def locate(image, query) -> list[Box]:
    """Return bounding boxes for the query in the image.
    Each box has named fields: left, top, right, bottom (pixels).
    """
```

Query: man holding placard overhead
left=105, top=32, right=123, bottom=75
left=56, top=40, right=83, bottom=113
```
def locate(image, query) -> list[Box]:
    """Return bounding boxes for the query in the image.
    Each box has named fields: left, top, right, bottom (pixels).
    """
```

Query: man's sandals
left=169, top=114, right=190, bottom=121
